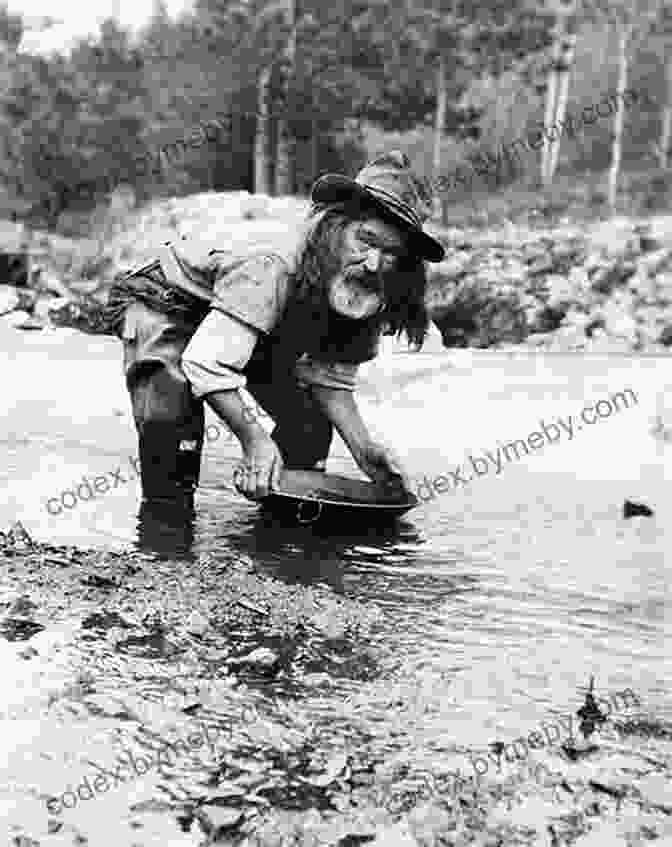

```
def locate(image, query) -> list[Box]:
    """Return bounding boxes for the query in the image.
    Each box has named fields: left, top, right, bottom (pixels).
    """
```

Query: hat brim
left=311, top=174, right=445, bottom=262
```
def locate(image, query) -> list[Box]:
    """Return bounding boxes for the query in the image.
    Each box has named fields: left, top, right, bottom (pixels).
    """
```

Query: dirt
left=1, top=524, right=671, bottom=847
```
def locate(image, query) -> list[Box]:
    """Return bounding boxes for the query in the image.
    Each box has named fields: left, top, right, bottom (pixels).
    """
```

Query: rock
left=227, top=647, right=280, bottom=676
left=591, top=262, right=636, bottom=295
left=623, top=499, right=654, bottom=518
left=2, top=522, right=34, bottom=549
left=33, top=268, right=71, bottom=298
left=17, top=644, right=38, bottom=660
left=638, top=323, right=663, bottom=348
left=6, top=595, right=37, bottom=616
left=198, top=805, right=244, bottom=834
left=14, top=315, right=45, bottom=331
left=531, top=304, right=567, bottom=332
left=634, top=222, right=659, bottom=252
left=0, top=284, right=20, bottom=315
left=1, top=309, right=31, bottom=327
left=33, top=295, right=70, bottom=321
left=204, top=782, right=246, bottom=802
left=659, top=326, right=672, bottom=346
left=584, top=316, right=606, bottom=337
left=0, top=612, right=44, bottom=641
left=185, top=610, right=210, bottom=636
left=637, top=248, right=672, bottom=279
left=84, top=694, right=131, bottom=718
left=419, top=222, right=672, bottom=352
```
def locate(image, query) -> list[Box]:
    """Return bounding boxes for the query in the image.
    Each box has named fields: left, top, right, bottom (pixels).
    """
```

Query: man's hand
left=353, top=440, right=413, bottom=495
left=233, top=434, right=284, bottom=500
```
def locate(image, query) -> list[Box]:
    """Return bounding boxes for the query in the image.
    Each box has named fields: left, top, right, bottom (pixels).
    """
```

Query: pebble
left=198, top=805, right=244, bottom=833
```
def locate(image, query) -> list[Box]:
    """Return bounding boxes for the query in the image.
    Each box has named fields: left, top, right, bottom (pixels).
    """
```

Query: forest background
left=1, top=0, right=672, bottom=240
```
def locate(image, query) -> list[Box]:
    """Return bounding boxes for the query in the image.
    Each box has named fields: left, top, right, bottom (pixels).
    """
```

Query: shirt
left=178, top=242, right=375, bottom=398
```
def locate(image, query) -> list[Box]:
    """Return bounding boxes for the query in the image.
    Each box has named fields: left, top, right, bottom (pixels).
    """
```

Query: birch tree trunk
left=433, top=50, right=449, bottom=223
left=541, top=19, right=561, bottom=186
left=254, top=65, right=273, bottom=195
left=432, top=51, right=448, bottom=178
left=658, top=55, right=672, bottom=167
left=548, top=29, right=577, bottom=180
left=608, top=29, right=630, bottom=209
left=275, top=0, right=296, bottom=196
left=310, top=116, right=319, bottom=184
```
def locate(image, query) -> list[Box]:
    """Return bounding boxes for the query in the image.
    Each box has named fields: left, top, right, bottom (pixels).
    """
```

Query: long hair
left=288, top=204, right=430, bottom=351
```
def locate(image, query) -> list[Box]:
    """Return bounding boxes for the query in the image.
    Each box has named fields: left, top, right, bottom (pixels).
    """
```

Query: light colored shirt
left=179, top=247, right=360, bottom=397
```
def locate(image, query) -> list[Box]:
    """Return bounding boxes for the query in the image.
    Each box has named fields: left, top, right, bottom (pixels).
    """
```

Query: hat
left=310, top=151, right=445, bottom=262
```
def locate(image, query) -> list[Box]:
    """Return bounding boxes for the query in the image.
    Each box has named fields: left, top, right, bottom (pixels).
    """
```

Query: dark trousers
left=121, top=303, right=333, bottom=504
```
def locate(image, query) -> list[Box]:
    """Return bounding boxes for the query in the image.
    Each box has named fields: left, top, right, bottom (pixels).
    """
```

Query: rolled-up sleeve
left=182, top=310, right=258, bottom=398
left=295, top=356, right=359, bottom=391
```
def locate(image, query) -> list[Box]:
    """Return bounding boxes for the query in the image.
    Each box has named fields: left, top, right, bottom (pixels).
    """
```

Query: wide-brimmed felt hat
left=310, top=151, right=445, bottom=262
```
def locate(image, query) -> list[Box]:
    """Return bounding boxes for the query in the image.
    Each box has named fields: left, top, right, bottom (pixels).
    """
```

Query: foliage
left=0, top=0, right=667, bottom=228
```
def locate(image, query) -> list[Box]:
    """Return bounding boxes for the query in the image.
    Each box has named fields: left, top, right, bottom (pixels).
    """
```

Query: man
left=112, top=151, right=445, bottom=508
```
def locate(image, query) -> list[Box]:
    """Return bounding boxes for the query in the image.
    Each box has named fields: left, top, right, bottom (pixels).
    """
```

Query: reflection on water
left=136, top=500, right=197, bottom=559
left=212, top=509, right=424, bottom=593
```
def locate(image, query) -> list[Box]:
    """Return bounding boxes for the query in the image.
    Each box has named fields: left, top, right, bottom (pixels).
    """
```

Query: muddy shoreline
left=2, top=523, right=671, bottom=847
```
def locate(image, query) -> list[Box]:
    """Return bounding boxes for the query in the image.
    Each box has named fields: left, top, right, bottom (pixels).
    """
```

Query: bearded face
left=326, top=218, right=408, bottom=320
left=288, top=206, right=430, bottom=352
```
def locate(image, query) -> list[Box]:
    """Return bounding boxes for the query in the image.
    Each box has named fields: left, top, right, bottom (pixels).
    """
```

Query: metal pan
left=260, top=469, right=419, bottom=524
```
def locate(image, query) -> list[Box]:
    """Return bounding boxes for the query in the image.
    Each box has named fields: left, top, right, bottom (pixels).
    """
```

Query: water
left=1, top=327, right=671, bottom=840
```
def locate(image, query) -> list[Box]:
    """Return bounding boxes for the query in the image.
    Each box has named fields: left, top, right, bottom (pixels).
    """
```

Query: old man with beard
left=112, top=151, right=445, bottom=509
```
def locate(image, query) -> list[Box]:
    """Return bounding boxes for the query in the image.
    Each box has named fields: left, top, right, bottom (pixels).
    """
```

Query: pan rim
left=265, top=489, right=418, bottom=510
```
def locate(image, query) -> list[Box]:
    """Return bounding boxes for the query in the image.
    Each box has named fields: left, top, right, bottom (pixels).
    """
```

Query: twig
left=234, top=598, right=269, bottom=615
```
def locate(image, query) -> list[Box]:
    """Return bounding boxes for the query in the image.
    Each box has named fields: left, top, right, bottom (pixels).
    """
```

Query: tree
left=648, top=2, right=672, bottom=168
left=374, top=0, right=551, bottom=218
left=380, top=0, right=468, bottom=182
left=536, top=0, right=579, bottom=185
left=275, top=0, right=296, bottom=194
left=0, top=4, right=23, bottom=50
left=194, top=0, right=299, bottom=195
left=66, top=21, right=148, bottom=203
left=585, top=0, right=665, bottom=208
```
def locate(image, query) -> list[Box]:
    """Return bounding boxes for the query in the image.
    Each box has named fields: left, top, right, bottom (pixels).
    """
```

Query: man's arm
left=181, top=309, right=284, bottom=500
left=205, top=390, right=270, bottom=450
left=310, top=385, right=412, bottom=492
left=309, top=386, right=371, bottom=459
left=205, top=390, right=282, bottom=499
